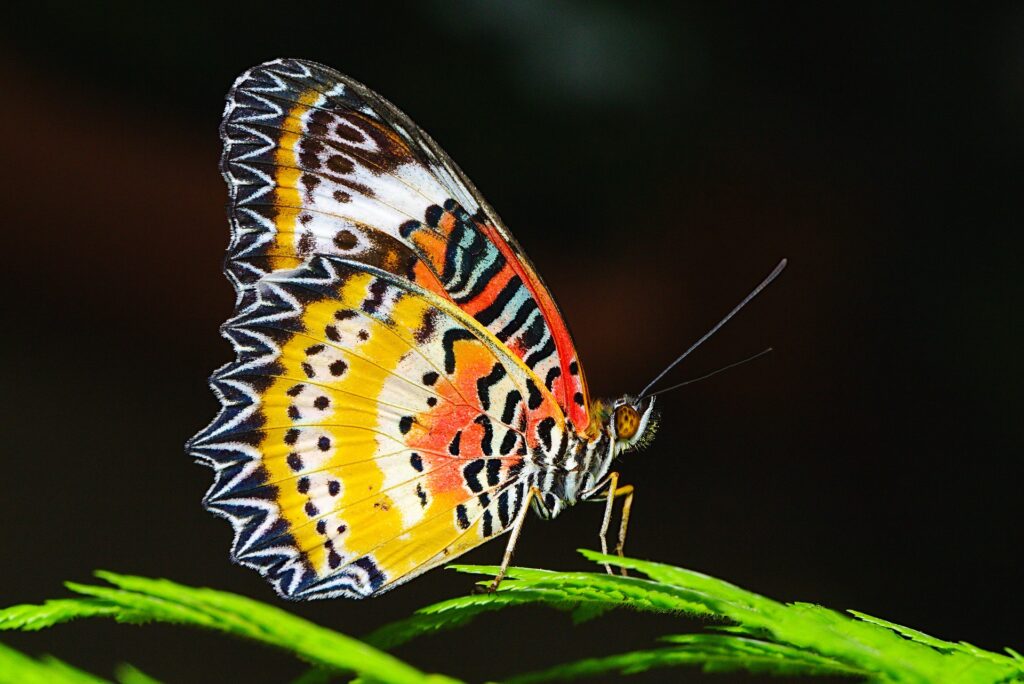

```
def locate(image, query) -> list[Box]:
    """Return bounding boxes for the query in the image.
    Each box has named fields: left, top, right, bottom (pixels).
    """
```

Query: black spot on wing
left=399, top=219, right=421, bottom=238
left=500, top=390, right=523, bottom=425
left=497, top=488, right=511, bottom=528
left=409, top=452, right=423, bottom=472
left=486, top=459, right=501, bottom=487
left=499, top=429, right=519, bottom=455
left=455, top=504, right=470, bottom=530
left=519, top=311, right=547, bottom=349
left=545, top=366, right=561, bottom=392
left=526, top=379, right=543, bottom=410
left=476, top=364, right=506, bottom=411
left=474, top=415, right=494, bottom=456
left=511, top=482, right=526, bottom=521
left=399, top=416, right=415, bottom=434
left=537, top=417, right=556, bottom=453
left=463, top=459, right=485, bottom=493
left=424, top=204, right=443, bottom=227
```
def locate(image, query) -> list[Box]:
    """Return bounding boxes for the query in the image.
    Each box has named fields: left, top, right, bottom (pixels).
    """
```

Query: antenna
left=643, top=348, right=773, bottom=398
left=637, top=259, right=786, bottom=398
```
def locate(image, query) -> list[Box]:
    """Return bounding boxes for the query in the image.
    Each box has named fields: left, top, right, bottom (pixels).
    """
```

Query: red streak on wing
left=461, top=264, right=516, bottom=317
left=477, top=223, right=589, bottom=429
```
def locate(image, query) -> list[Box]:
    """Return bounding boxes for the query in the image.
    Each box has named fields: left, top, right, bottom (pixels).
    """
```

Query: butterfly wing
left=188, top=255, right=568, bottom=598
left=220, top=58, right=590, bottom=428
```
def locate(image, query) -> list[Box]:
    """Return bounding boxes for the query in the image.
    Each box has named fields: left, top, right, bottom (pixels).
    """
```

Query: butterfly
left=187, top=59, right=783, bottom=600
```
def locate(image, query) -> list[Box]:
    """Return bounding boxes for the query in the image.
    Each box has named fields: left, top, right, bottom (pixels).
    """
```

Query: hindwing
left=189, top=256, right=567, bottom=598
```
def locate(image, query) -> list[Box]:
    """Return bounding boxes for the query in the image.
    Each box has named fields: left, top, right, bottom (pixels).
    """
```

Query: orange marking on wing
left=460, top=263, right=516, bottom=317
left=439, top=211, right=457, bottom=235
left=412, top=261, right=449, bottom=298
left=409, top=231, right=447, bottom=278
left=406, top=344, right=494, bottom=500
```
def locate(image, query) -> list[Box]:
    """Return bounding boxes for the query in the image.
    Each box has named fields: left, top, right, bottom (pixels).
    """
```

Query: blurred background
left=2, top=2, right=1023, bottom=682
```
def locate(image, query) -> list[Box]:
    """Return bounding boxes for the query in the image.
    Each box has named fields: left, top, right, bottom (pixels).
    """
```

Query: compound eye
left=614, top=405, right=640, bottom=440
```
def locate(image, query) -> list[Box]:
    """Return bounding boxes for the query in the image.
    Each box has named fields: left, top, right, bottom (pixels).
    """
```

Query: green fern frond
left=504, top=635, right=864, bottom=683
left=0, top=572, right=457, bottom=684
left=3, top=554, right=1022, bottom=683
left=365, top=564, right=714, bottom=651
left=112, top=663, right=162, bottom=684
left=0, top=640, right=111, bottom=684
left=370, top=550, right=1024, bottom=683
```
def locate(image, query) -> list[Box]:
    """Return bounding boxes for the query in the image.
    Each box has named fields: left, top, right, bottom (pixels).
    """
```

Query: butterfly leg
left=487, top=486, right=543, bottom=593
left=598, top=472, right=619, bottom=573
left=613, top=484, right=635, bottom=577
left=598, top=472, right=635, bottom=576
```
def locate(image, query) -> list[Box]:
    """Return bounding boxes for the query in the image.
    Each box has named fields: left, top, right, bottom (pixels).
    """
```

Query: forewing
left=220, top=58, right=590, bottom=427
left=188, top=256, right=566, bottom=598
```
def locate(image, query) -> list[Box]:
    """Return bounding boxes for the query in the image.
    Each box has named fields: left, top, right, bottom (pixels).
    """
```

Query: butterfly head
left=608, top=395, right=659, bottom=453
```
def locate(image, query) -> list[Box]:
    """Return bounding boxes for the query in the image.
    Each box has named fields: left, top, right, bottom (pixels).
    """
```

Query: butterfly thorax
left=528, top=424, right=612, bottom=520
left=529, top=395, right=657, bottom=520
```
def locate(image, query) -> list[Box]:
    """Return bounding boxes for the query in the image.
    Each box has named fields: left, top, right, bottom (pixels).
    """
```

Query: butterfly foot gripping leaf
left=188, top=58, right=664, bottom=599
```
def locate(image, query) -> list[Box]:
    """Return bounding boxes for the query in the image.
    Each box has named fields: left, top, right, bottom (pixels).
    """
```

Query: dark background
left=3, top=2, right=1022, bottom=682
